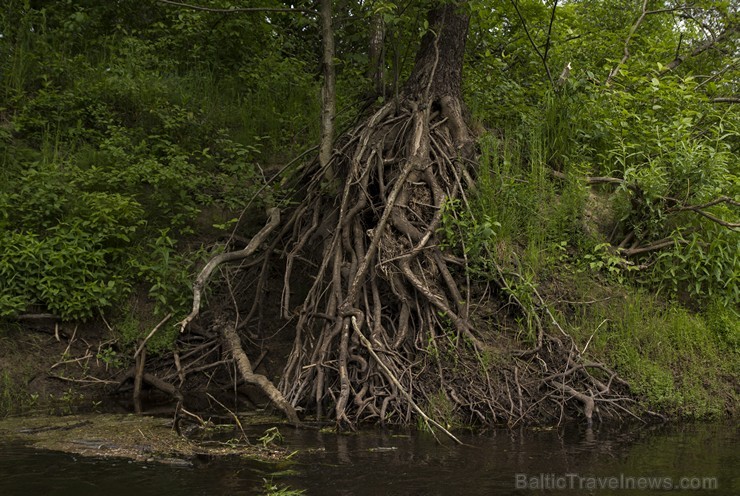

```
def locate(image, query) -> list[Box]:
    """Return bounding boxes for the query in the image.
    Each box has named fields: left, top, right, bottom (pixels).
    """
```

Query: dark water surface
left=0, top=421, right=737, bottom=495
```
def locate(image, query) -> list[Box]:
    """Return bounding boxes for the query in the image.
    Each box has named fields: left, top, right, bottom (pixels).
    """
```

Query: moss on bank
left=548, top=275, right=739, bottom=420
left=0, top=413, right=293, bottom=464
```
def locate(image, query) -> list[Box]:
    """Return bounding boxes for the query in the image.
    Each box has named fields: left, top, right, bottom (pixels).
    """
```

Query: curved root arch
left=275, top=93, right=482, bottom=426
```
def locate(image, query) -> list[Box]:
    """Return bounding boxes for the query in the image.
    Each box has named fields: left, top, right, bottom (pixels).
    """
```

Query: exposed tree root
left=172, top=6, right=640, bottom=431
left=166, top=82, right=642, bottom=433
left=217, top=318, right=300, bottom=425
left=267, top=92, right=489, bottom=430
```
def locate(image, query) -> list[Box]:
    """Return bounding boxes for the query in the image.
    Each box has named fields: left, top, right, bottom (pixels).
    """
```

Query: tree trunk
left=274, top=0, right=478, bottom=432
left=367, top=13, right=385, bottom=96
left=403, top=3, right=469, bottom=100
left=319, top=0, right=336, bottom=172
left=402, top=2, right=472, bottom=150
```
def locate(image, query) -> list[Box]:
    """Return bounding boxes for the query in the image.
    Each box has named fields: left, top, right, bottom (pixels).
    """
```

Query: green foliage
left=581, top=243, right=637, bottom=284
left=0, top=226, right=132, bottom=320
left=96, top=346, right=122, bottom=371
left=587, top=74, right=739, bottom=305
left=442, top=121, right=590, bottom=280
left=116, top=306, right=177, bottom=357
left=566, top=289, right=737, bottom=419
left=448, top=0, right=738, bottom=418
left=131, top=230, right=203, bottom=316
left=260, top=479, right=305, bottom=496
left=438, top=198, right=500, bottom=272
left=463, top=0, right=738, bottom=311
left=258, top=427, right=284, bottom=448
left=0, top=0, right=320, bottom=325
left=703, top=302, right=740, bottom=350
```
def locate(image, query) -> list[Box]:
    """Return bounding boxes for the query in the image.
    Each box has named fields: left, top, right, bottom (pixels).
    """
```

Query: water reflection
left=0, top=422, right=736, bottom=495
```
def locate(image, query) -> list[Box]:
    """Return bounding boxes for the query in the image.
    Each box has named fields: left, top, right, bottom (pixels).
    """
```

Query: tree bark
left=319, top=0, right=336, bottom=172
left=403, top=2, right=470, bottom=100
left=367, top=13, right=386, bottom=96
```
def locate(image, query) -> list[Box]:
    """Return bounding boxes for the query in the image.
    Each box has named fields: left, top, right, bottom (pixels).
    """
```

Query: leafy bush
left=0, top=2, right=289, bottom=324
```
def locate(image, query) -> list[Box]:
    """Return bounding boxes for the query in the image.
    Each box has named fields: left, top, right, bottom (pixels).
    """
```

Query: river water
left=0, top=421, right=736, bottom=495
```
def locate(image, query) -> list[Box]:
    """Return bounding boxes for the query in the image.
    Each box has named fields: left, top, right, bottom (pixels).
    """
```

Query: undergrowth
left=440, top=90, right=738, bottom=419
left=0, top=3, right=319, bottom=336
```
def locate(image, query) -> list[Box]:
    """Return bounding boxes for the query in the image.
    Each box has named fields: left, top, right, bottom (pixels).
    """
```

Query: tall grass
left=472, top=97, right=589, bottom=274
left=455, top=93, right=738, bottom=419
left=565, top=285, right=737, bottom=418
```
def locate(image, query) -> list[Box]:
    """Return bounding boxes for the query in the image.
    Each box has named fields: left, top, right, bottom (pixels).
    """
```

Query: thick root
left=274, top=95, right=477, bottom=425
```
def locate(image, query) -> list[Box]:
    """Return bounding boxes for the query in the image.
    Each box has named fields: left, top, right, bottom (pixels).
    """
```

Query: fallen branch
left=551, top=170, right=640, bottom=193
left=14, top=313, right=61, bottom=321
left=620, top=236, right=688, bottom=256
left=50, top=352, right=92, bottom=371
left=142, top=372, right=183, bottom=401
left=48, top=374, right=119, bottom=385
left=117, top=368, right=183, bottom=401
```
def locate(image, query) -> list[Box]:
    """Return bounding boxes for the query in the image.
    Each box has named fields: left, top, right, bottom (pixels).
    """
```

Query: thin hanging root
left=352, top=317, right=462, bottom=445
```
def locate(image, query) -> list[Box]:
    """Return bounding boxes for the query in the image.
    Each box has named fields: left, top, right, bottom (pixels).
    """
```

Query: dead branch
left=48, top=374, right=119, bottom=385
left=133, top=346, right=146, bottom=411
left=667, top=196, right=740, bottom=229
left=619, top=236, right=688, bottom=256
left=14, top=313, right=61, bottom=322
left=217, top=319, right=301, bottom=425
left=660, top=23, right=739, bottom=76
left=117, top=367, right=183, bottom=401
left=180, top=208, right=280, bottom=332
left=134, top=312, right=173, bottom=359
left=206, top=393, right=250, bottom=443
left=509, top=0, right=556, bottom=89
left=606, top=0, right=649, bottom=85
